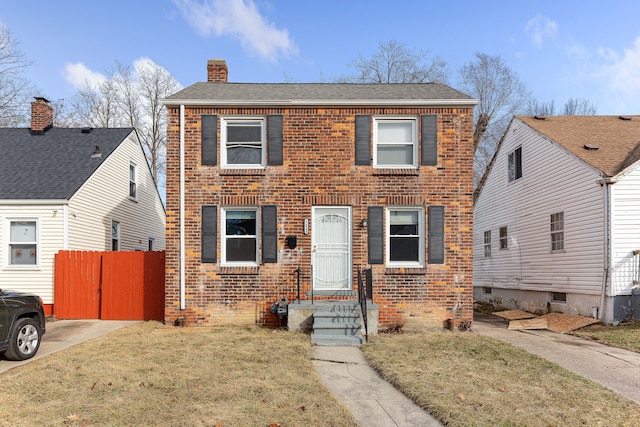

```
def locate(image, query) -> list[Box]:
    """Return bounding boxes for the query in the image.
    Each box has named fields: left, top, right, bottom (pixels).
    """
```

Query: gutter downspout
left=599, top=178, right=614, bottom=321
left=180, top=105, right=186, bottom=310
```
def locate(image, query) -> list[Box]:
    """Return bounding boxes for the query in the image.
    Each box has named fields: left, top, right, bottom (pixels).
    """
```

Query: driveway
left=0, top=319, right=136, bottom=373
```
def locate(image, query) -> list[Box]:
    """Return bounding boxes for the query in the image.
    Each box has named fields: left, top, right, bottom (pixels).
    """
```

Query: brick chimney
left=31, top=97, right=53, bottom=135
left=207, top=59, right=228, bottom=82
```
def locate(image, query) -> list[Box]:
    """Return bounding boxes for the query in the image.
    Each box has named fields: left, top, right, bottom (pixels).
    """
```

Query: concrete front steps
left=311, top=301, right=364, bottom=346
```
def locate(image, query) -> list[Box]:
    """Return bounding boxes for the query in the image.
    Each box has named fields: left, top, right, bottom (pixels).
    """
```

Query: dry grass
left=569, top=321, right=640, bottom=353
left=0, top=322, right=357, bottom=427
left=362, top=331, right=640, bottom=427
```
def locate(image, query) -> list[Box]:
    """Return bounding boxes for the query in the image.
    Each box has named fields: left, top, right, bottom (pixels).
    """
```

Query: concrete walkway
left=0, top=319, right=135, bottom=374
left=312, top=346, right=442, bottom=426
left=472, top=314, right=640, bottom=405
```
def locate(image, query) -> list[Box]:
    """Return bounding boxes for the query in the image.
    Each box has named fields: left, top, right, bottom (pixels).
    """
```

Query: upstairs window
left=386, top=207, right=424, bottom=267
left=374, top=118, right=418, bottom=168
left=499, top=226, right=508, bottom=250
left=222, top=208, right=258, bottom=265
left=483, top=230, right=491, bottom=258
left=7, top=219, right=38, bottom=267
left=111, top=220, right=120, bottom=251
left=221, top=118, right=265, bottom=168
left=550, top=212, right=564, bottom=251
left=129, top=162, right=137, bottom=199
left=508, top=146, right=522, bottom=182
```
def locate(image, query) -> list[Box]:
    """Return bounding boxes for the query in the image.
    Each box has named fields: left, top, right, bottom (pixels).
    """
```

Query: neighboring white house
left=474, top=115, right=640, bottom=324
left=0, top=98, right=166, bottom=315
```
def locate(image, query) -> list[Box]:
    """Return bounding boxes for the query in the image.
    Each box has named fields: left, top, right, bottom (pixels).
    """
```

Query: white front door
left=312, top=206, right=352, bottom=291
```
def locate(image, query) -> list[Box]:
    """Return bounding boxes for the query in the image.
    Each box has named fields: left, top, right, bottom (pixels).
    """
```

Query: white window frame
left=148, top=237, right=155, bottom=251
left=483, top=230, right=492, bottom=258
left=220, top=117, right=266, bottom=168
left=4, top=217, right=41, bottom=270
left=385, top=207, right=425, bottom=268
left=373, top=117, right=419, bottom=168
left=499, top=226, right=508, bottom=250
left=129, top=161, right=138, bottom=200
left=550, top=212, right=564, bottom=252
left=508, top=146, right=523, bottom=182
left=111, top=220, right=120, bottom=251
left=221, top=207, right=259, bottom=266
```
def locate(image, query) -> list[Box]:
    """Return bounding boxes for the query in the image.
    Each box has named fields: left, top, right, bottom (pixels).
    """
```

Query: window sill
left=4, top=266, right=41, bottom=271
left=372, top=168, right=419, bottom=176
left=219, top=266, right=259, bottom=275
left=384, top=267, right=426, bottom=275
left=220, top=169, right=266, bottom=176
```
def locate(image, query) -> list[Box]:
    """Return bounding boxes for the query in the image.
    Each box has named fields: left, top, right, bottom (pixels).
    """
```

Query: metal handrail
left=357, top=268, right=369, bottom=342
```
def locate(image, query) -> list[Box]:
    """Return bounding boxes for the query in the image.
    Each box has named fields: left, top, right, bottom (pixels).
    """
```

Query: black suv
left=0, top=289, right=46, bottom=360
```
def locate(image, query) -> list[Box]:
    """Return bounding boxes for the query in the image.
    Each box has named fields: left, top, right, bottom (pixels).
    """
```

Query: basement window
left=552, top=292, right=567, bottom=303
left=483, top=287, right=492, bottom=294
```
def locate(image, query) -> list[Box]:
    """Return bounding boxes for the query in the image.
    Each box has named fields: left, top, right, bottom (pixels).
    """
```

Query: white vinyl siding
left=0, top=205, right=66, bottom=304
left=67, top=132, right=165, bottom=251
left=474, top=118, right=605, bottom=296
left=609, top=166, right=640, bottom=296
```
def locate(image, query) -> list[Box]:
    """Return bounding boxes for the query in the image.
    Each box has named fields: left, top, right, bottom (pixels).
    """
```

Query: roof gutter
left=0, top=199, right=69, bottom=205
left=163, top=98, right=479, bottom=107
left=597, top=177, right=613, bottom=321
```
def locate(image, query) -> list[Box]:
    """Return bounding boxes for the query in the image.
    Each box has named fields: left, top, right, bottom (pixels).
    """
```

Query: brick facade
left=164, top=61, right=475, bottom=331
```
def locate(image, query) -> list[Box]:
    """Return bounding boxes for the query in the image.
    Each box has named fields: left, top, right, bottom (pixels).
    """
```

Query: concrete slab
left=0, top=319, right=137, bottom=374
left=312, top=346, right=442, bottom=427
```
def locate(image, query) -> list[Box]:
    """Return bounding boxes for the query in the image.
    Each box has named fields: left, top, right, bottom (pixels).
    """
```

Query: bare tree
left=458, top=53, right=530, bottom=154
left=526, top=99, right=556, bottom=116
left=562, top=97, right=597, bottom=115
left=0, top=25, right=37, bottom=126
left=339, top=39, right=449, bottom=84
left=134, top=60, right=181, bottom=183
left=69, top=59, right=181, bottom=186
left=458, top=53, right=530, bottom=185
left=51, top=98, right=83, bottom=127
left=526, top=97, right=597, bottom=116
left=71, top=78, right=121, bottom=128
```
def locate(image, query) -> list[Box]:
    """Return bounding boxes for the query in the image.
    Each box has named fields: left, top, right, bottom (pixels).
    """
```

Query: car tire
left=4, top=317, right=42, bottom=361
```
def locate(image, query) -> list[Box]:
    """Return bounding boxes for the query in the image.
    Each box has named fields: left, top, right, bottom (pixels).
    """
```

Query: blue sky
left=1, top=0, right=639, bottom=114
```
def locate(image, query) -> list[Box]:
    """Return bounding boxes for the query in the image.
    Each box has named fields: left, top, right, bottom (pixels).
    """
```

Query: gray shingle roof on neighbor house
left=0, top=127, right=134, bottom=200
left=164, top=82, right=477, bottom=106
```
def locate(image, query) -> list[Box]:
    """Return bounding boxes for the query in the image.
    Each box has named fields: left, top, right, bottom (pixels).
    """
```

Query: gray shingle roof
left=164, top=82, right=477, bottom=106
left=0, top=127, right=134, bottom=200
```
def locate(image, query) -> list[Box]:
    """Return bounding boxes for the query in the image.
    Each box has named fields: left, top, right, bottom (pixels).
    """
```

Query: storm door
left=311, top=207, right=352, bottom=291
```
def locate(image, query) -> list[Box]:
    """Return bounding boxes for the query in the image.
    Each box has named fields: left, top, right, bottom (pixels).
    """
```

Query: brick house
left=163, top=59, right=477, bottom=332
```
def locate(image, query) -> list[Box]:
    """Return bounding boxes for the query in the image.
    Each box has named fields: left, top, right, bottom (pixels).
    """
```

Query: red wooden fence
left=54, top=250, right=165, bottom=320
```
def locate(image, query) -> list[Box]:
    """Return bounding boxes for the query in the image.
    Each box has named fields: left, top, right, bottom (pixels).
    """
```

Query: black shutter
left=428, top=205, right=445, bottom=264
left=202, top=115, right=217, bottom=165
left=368, top=206, right=384, bottom=264
left=515, top=146, right=522, bottom=179
left=267, top=115, right=283, bottom=165
left=421, top=115, right=437, bottom=166
left=262, top=205, right=277, bottom=263
left=202, top=206, right=217, bottom=263
left=355, top=115, right=371, bottom=165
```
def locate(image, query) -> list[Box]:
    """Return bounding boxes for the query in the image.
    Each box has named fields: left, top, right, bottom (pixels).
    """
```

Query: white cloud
left=63, top=62, right=106, bottom=89
left=173, top=0, right=297, bottom=61
left=597, top=36, right=640, bottom=110
left=525, top=14, right=558, bottom=47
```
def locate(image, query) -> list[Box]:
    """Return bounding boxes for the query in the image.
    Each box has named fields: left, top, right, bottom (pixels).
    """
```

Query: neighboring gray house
left=0, top=98, right=166, bottom=315
left=474, top=115, right=640, bottom=324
